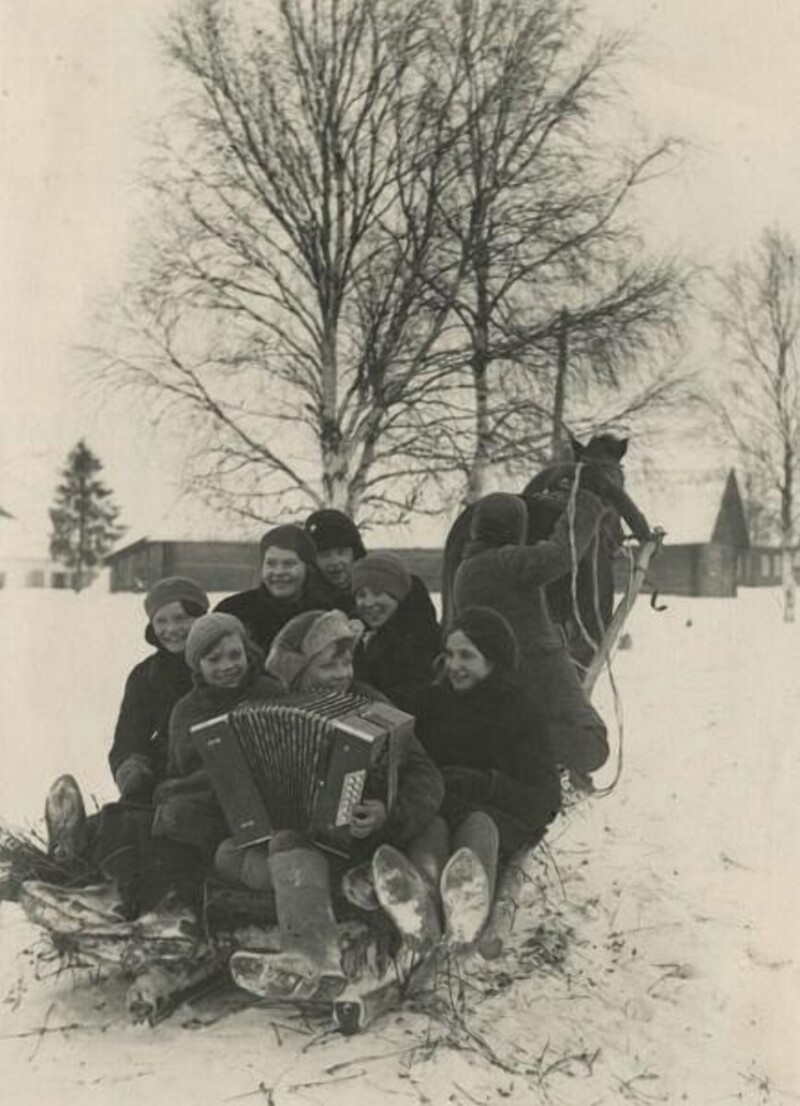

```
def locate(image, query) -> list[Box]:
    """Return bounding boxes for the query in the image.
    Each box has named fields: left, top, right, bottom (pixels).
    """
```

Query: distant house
left=105, top=536, right=262, bottom=594
left=0, top=511, right=73, bottom=590
left=613, top=468, right=751, bottom=598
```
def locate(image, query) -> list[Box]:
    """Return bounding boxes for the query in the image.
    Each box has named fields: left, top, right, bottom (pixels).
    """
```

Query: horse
left=441, top=434, right=651, bottom=668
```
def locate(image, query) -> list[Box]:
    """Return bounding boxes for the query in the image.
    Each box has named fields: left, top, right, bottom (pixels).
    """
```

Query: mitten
left=115, top=755, right=155, bottom=801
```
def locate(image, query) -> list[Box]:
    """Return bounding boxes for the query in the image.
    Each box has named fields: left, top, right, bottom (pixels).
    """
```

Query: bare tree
left=416, top=0, right=690, bottom=501
left=98, top=0, right=469, bottom=526
left=708, top=227, right=800, bottom=622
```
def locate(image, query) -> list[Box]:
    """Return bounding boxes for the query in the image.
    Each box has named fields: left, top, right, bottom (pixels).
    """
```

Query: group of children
left=44, top=490, right=611, bottom=1002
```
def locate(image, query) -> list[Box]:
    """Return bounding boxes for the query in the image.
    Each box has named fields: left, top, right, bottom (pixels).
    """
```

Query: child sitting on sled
left=214, top=608, right=445, bottom=1003
left=31, top=577, right=211, bottom=924
left=350, top=553, right=441, bottom=714
left=149, top=612, right=276, bottom=906
left=410, top=606, right=562, bottom=946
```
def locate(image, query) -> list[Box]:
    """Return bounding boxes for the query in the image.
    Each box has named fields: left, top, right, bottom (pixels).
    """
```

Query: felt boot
left=372, top=844, right=441, bottom=950
left=45, top=775, right=86, bottom=862
left=441, top=812, right=499, bottom=948
left=267, top=833, right=342, bottom=980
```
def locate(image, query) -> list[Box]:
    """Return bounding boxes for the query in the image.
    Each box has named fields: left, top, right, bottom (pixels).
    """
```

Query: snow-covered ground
left=0, top=585, right=798, bottom=1105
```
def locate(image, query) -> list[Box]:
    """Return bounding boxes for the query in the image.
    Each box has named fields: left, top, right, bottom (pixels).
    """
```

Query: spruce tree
left=49, top=440, right=126, bottom=591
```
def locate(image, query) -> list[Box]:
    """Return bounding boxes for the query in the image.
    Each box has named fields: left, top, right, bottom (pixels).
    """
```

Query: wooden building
left=613, top=468, right=750, bottom=598
left=106, top=536, right=262, bottom=595
left=106, top=469, right=756, bottom=601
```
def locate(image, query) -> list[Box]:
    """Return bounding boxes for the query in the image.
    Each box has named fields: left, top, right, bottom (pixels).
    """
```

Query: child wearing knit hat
left=42, top=576, right=211, bottom=921
left=151, top=613, right=273, bottom=867
left=411, top=607, right=561, bottom=948
left=215, top=525, right=337, bottom=654
left=109, top=576, right=210, bottom=801
left=350, top=553, right=442, bottom=713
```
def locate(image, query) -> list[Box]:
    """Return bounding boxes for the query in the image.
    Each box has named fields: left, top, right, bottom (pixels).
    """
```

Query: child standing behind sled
left=453, top=489, right=609, bottom=780
left=217, top=609, right=444, bottom=1003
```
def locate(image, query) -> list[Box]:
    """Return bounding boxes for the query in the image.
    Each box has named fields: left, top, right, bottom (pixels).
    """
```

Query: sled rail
left=582, top=529, right=664, bottom=698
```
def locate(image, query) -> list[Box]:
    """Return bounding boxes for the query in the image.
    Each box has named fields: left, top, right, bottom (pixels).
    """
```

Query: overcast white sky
left=2, top=0, right=800, bottom=550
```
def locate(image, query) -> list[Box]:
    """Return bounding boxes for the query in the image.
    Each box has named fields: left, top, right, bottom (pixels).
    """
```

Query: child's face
left=300, top=642, right=354, bottom=694
left=261, top=546, right=306, bottom=600
left=355, top=587, right=398, bottom=629
left=199, top=633, right=249, bottom=689
left=151, top=601, right=199, bottom=654
left=316, top=546, right=355, bottom=591
left=445, top=630, right=492, bottom=693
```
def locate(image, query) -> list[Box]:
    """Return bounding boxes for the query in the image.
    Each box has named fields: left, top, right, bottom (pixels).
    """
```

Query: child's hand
left=349, top=800, right=387, bottom=839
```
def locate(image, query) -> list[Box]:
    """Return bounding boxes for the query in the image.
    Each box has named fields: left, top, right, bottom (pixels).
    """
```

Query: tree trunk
left=550, top=308, right=571, bottom=463
left=464, top=359, right=490, bottom=506
left=781, top=446, right=795, bottom=623
left=319, top=322, right=349, bottom=511
left=464, top=246, right=491, bottom=506
left=74, top=472, right=87, bottom=593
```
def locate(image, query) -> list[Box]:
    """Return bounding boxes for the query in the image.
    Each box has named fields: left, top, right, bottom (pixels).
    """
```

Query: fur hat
left=470, top=493, right=527, bottom=547
left=305, top=509, right=367, bottom=559
left=350, top=553, right=412, bottom=603
left=144, top=576, right=209, bottom=622
left=259, top=524, right=317, bottom=565
left=185, top=612, right=248, bottom=673
left=264, top=609, right=363, bottom=689
left=449, top=606, right=519, bottom=675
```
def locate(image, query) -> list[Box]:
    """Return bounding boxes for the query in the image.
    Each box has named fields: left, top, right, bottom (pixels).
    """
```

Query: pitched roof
left=624, top=467, right=749, bottom=547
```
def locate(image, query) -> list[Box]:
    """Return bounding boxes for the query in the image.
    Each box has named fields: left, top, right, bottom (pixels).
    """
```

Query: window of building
left=26, top=569, right=45, bottom=588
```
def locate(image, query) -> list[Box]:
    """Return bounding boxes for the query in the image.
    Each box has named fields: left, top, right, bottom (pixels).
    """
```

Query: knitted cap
left=449, top=607, right=519, bottom=676
left=305, top=509, right=367, bottom=559
left=351, top=553, right=411, bottom=603
left=264, top=609, right=363, bottom=689
left=259, top=524, right=317, bottom=565
left=144, top=576, right=210, bottom=622
left=470, top=493, right=526, bottom=547
left=185, top=612, right=248, bottom=672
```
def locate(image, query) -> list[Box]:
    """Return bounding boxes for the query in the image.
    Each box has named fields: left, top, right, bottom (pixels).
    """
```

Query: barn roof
left=624, top=467, right=749, bottom=547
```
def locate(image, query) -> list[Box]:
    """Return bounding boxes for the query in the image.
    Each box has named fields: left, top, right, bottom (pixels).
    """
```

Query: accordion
left=191, top=691, right=415, bottom=856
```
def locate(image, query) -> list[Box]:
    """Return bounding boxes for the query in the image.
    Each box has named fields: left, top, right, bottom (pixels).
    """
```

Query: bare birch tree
left=708, top=227, right=800, bottom=622
left=417, top=0, right=690, bottom=501
left=99, top=0, right=467, bottom=526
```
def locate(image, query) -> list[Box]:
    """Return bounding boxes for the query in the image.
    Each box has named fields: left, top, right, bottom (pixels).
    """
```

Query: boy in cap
left=305, top=508, right=366, bottom=604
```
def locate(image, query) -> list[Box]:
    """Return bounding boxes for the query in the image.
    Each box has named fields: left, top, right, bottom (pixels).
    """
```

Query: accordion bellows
left=191, top=691, right=415, bottom=856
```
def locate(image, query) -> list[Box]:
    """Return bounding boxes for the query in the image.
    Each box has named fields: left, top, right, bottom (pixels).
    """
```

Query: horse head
left=569, top=433, right=628, bottom=488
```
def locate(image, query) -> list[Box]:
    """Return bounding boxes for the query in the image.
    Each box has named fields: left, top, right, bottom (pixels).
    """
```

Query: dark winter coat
left=411, top=674, right=561, bottom=858
left=453, top=489, right=610, bottom=775
left=353, top=576, right=442, bottom=713
left=215, top=572, right=335, bottom=654
left=107, top=636, right=194, bottom=788
left=261, top=676, right=445, bottom=851
left=151, top=665, right=276, bottom=853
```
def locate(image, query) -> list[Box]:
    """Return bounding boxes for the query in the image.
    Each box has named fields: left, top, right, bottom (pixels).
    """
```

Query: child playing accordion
left=209, top=609, right=444, bottom=1003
